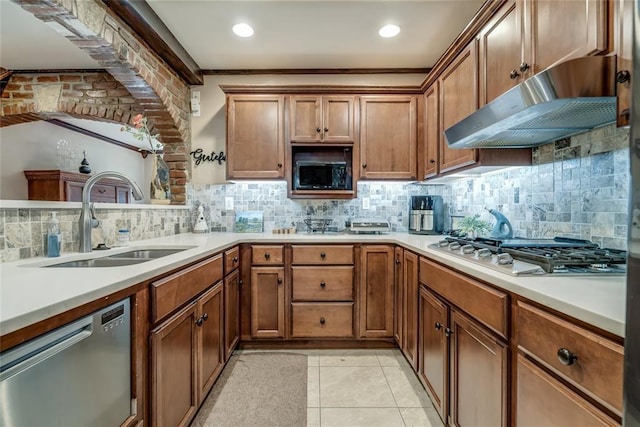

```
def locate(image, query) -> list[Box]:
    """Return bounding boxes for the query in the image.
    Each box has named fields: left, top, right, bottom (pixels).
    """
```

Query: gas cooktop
left=431, top=236, right=627, bottom=276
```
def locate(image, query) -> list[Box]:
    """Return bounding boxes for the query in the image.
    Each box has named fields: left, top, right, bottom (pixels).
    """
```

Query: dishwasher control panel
left=101, top=303, right=126, bottom=331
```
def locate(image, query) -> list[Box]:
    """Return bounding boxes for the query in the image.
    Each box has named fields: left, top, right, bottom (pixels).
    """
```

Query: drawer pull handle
left=277, top=277, right=283, bottom=284
left=320, top=281, right=326, bottom=288
left=435, top=322, right=443, bottom=330
left=233, top=256, right=238, bottom=263
left=557, top=348, right=578, bottom=366
left=264, top=253, right=270, bottom=260
left=97, top=188, right=106, bottom=194
left=320, top=317, right=326, bottom=324
left=444, top=327, right=452, bottom=337
left=320, top=252, right=326, bottom=259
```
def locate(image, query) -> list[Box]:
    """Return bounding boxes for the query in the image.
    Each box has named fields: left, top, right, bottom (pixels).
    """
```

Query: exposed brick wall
left=3, top=0, right=194, bottom=204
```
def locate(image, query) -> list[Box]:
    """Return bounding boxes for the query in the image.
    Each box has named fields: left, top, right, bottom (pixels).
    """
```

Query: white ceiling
left=1, top=0, right=485, bottom=71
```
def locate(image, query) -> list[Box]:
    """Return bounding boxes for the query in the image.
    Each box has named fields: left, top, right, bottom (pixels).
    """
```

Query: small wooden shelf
left=24, top=170, right=132, bottom=203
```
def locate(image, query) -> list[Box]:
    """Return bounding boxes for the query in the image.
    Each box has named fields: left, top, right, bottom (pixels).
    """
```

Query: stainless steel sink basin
left=107, top=248, right=189, bottom=259
left=46, top=258, right=150, bottom=268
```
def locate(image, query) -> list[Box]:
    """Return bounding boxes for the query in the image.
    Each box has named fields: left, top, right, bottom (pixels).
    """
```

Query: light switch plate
left=362, top=197, right=370, bottom=210
left=225, top=197, right=234, bottom=210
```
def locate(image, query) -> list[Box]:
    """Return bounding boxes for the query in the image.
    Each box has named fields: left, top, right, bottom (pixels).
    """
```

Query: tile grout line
left=379, top=356, right=409, bottom=427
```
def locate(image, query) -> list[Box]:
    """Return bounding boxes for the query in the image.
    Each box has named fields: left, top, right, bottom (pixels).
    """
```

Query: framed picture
left=234, top=211, right=263, bottom=233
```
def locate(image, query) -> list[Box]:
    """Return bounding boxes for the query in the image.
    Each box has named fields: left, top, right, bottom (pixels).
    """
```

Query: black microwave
left=294, top=161, right=350, bottom=190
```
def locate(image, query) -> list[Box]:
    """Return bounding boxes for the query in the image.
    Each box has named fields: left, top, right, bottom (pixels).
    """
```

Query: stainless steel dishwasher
left=0, top=298, right=132, bottom=426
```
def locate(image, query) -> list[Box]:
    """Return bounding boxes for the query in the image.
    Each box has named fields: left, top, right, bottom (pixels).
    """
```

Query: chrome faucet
left=79, top=171, right=144, bottom=253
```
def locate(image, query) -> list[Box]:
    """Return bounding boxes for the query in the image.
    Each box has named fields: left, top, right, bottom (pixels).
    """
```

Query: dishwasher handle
left=0, top=315, right=93, bottom=382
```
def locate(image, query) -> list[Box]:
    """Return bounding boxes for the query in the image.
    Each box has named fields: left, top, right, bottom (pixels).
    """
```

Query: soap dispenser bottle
left=47, top=212, right=62, bottom=257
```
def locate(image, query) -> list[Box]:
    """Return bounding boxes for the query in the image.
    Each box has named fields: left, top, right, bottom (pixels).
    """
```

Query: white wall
left=190, top=73, right=427, bottom=185
left=0, top=121, right=149, bottom=201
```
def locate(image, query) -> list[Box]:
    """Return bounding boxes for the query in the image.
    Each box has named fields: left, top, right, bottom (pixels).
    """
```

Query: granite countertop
left=0, top=232, right=627, bottom=338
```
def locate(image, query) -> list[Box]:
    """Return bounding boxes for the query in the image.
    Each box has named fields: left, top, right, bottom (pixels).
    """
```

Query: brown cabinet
left=422, top=83, right=439, bottom=179
left=250, top=266, right=285, bottom=339
left=196, top=283, right=224, bottom=403
left=394, top=248, right=418, bottom=369
left=223, top=246, right=240, bottom=361
left=359, top=95, right=418, bottom=180
left=291, top=244, right=355, bottom=339
left=226, top=94, right=285, bottom=179
left=358, top=245, right=394, bottom=338
left=418, top=258, right=509, bottom=426
left=615, top=0, right=632, bottom=127
left=24, top=170, right=131, bottom=203
left=289, top=95, right=355, bottom=143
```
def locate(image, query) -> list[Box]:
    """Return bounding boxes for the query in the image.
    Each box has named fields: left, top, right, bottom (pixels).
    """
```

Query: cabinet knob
left=324, top=127, right=329, bottom=132
left=277, top=162, right=283, bottom=168
left=239, top=279, right=243, bottom=285
left=362, top=163, right=367, bottom=168
left=232, top=256, right=238, bottom=263
left=395, top=258, right=401, bottom=265
left=277, top=277, right=283, bottom=284
left=264, top=253, right=270, bottom=260
left=519, top=62, right=530, bottom=72
left=97, top=188, right=106, bottom=194
left=316, top=127, right=321, bottom=133
left=509, top=69, right=520, bottom=80
left=320, top=252, right=326, bottom=259
left=320, top=317, right=326, bottom=324
left=320, top=281, right=326, bottom=288
left=435, top=322, right=443, bottom=330
left=557, top=348, right=578, bottom=366
left=429, top=159, right=436, bottom=164
left=444, top=327, right=452, bottom=337
left=202, top=312, right=208, bottom=322
left=195, top=317, right=204, bottom=326
left=617, top=70, right=631, bottom=84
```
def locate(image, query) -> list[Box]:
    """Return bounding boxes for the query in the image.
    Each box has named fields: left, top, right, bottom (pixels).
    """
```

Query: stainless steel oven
left=0, top=299, right=132, bottom=426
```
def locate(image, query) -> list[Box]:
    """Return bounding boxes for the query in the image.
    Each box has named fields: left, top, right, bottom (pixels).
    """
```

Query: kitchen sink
left=43, top=246, right=196, bottom=268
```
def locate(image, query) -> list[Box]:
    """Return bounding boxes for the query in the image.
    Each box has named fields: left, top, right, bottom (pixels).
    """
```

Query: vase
left=150, top=153, right=171, bottom=204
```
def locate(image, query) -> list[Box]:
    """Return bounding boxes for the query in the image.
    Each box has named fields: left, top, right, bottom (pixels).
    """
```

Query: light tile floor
left=237, top=348, right=444, bottom=427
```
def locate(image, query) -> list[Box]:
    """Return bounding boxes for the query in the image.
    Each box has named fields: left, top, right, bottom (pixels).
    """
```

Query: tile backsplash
left=0, top=125, right=631, bottom=262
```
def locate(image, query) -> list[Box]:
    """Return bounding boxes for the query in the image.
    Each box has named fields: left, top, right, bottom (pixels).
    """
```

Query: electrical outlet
left=225, top=197, right=234, bottom=210
left=362, top=197, right=370, bottom=210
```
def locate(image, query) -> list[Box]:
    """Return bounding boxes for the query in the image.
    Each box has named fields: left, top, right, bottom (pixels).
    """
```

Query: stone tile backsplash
left=0, top=125, right=631, bottom=262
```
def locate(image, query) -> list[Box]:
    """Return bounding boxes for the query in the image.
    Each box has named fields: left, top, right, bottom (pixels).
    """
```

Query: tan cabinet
left=358, top=245, right=394, bottom=338
left=418, top=258, right=509, bottom=426
left=226, top=94, right=285, bottom=179
left=196, top=284, right=224, bottom=402
left=359, top=95, right=418, bottom=180
left=394, top=247, right=419, bottom=369
left=422, top=83, right=439, bottom=179
left=615, top=0, right=632, bottom=126
left=250, top=266, right=285, bottom=339
left=289, top=95, right=355, bottom=143
left=291, top=245, right=355, bottom=339
left=516, top=300, right=623, bottom=419
left=224, top=268, right=240, bottom=361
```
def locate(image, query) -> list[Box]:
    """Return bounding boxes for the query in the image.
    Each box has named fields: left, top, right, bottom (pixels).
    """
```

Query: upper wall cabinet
left=479, top=0, right=610, bottom=106
left=289, top=95, right=355, bottom=143
left=615, top=0, right=632, bottom=127
left=422, top=84, right=439, bottom=179
left=359, top=95, right=418, bottom=180
left=226, top=95, right=285, bottom=179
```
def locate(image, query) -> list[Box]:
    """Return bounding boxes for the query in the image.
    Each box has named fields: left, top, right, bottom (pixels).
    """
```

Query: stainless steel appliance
left=293, top=160, right=350, bottom=190
left=431, top=236, right=627, bottom=276
left=0, top=299, right=132, bottom=426
left=409, top=195, right=444, bottom=235
left=349, top=218, right=390, bottom=234
left=624, top=1, right=640, bottom=424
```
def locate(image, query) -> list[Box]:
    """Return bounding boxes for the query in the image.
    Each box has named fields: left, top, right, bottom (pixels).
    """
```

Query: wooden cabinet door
left=516, top=353, right=618, bottom=426
left=359, top=96, right=417, bottom=180
left=224, top=269, right=240, bottom=361
left=418, top=287, right=449, bottom=423
left=290, top=95, right=322, bottom=142
left=226, top=95, right=285, bottom=179
left=479, top=0, right=524, bottom=105
left=615, top=0, right=632, bottom=126
left=358, top=245, right=394, bottom=338
left=450, top=309, right=508, bottom=427
left=438, top=41, right=478, bottom=173
left=393, top=247, right=404, bottom=346
left=197, top=282, right=224, bottom=403
left=527, top=0, right=609, bottom=75
left=323, top=96, right=355, bottom=142
left=402, top=250, right=419, bottom=370
left=250, top=266, right=285, bottom=338
left=150, top=302, right=198, bottom=427
left=423, top=83, right=439, bottom=179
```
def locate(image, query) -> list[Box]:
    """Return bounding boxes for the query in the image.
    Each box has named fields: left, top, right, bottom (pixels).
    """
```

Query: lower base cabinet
left=151, top=282, right=224, bottom=427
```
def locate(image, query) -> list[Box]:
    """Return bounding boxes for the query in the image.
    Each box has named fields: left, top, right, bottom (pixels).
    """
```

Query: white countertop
left=0, top=232, right=627, bottom=338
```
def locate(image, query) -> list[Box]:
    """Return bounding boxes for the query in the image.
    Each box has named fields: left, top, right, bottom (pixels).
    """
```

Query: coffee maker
left=409, top=195, right=444, bottom=234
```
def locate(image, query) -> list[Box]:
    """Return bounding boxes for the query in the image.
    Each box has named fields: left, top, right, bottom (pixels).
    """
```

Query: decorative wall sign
left=190, top=148, right=226, bottom=166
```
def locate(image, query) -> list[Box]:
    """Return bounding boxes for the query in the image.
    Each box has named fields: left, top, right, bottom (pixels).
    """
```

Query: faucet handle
left=89, top=203, right=100, bottom=228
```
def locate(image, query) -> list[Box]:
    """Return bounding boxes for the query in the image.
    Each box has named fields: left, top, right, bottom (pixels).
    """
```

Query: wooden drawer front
left=291, top=303, right=354, bottom=338
left=419, top=258, right=508, bottom=339
left=291, top=266, right=353, bottom=301
left=224, top=246, right=240, bottom=273
left=252, top=245, right=284, bottom=264
left=91, top=184, right=116, bottom=200
left=516, top=354, right=618, bottom=426
left=151, top=254, right=223, bottom=324
left=292, top=245, right=354, bottom=265
left=516, top=301, right=623, bottom=415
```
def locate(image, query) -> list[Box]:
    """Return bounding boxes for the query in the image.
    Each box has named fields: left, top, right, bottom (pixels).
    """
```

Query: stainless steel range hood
left=444, top=56, right=617, bottom=149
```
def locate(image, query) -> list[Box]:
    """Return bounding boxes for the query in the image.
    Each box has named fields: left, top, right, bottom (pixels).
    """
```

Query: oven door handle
left=0, top=316, right=93, bottom=382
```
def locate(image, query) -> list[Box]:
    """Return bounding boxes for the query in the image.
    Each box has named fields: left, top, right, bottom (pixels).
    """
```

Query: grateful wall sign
left=190, top=148, right=226, bottom=166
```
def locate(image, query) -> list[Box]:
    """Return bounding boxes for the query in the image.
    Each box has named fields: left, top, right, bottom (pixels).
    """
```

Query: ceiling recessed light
left=232, top=23, right=254, bottom=38
left=378, top=24, right=400, bottom=38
